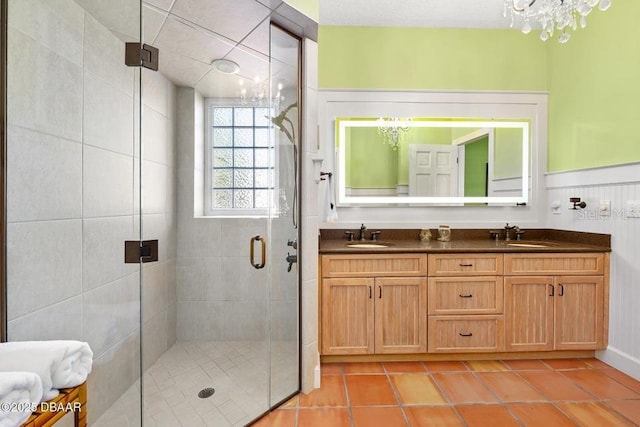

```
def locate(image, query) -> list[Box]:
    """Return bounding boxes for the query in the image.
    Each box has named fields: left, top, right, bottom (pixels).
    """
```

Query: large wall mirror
left=318, top=91, right=547, bottom=208
left=337, top=118, right=529, bottom=205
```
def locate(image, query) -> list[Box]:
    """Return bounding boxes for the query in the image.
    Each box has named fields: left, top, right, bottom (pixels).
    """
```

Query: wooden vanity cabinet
left=320, top=249, right=609, bottom=358
left=321, top=254, right=427, bottom=355
left=504, top=253, right=606, bottom=351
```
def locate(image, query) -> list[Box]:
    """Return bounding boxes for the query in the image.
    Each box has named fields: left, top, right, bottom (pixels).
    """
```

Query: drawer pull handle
left=459, top=332, right=473, bottom=337
left=459, top=263, right=473, bottom=267
left=459, top=293, right=473, bottom=298
left=559, top=284, right=564, bottom=296
left=549, top=284, right=554, bottom=296
left=379, top=286, right=382, bottom=299
left=368, top=286, right=372, bottom=299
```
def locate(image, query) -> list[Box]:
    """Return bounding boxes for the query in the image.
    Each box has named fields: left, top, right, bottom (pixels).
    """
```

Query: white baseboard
left=314, top=364, right=321, bottom=389
left=596, top=346, right=640, bottom=381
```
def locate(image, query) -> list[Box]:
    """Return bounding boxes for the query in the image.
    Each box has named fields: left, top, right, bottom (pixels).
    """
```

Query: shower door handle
left=250, top=235, right=266, bottom=269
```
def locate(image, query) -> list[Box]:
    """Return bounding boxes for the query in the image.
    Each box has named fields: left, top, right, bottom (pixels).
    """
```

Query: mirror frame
left=337, top=118, right=530, bottom=205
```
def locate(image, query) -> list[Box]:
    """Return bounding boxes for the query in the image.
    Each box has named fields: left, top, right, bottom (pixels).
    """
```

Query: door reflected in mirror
left=337, top=118, right=529, bottom=206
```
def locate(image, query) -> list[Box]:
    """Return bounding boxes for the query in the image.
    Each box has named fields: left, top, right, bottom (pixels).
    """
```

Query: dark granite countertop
left=319, top=228, right=611, bottom=254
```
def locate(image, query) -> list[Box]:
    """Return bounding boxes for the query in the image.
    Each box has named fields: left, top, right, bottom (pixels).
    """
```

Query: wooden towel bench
left=22, top=382, right=86, bottom=427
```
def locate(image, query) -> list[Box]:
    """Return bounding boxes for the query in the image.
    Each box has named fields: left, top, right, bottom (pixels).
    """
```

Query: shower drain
left=198, top=387, right=216, bottom=399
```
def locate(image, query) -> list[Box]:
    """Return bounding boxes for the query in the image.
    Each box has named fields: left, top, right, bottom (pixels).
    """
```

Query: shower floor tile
left=95, top=340, right=297, bottom=427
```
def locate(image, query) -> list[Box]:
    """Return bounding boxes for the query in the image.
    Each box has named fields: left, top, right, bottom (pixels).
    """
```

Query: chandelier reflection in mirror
left=376, top=117, right=412, bottom=150
left=504, top=0, right=612, bottom=43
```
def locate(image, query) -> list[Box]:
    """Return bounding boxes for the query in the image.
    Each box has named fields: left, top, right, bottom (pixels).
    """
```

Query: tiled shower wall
left=5, top=0, right=178, bottom=423
left=175, top=88, right=271, bottom=342
left=546, top=164, right=640, bottom=379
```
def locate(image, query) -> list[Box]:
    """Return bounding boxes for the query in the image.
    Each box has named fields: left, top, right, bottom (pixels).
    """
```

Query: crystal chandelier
left=376, top=117, right=411, bottom=150
left=504, top=0, right=612, bottom=43
left=239, top=78, right=284, bottom=108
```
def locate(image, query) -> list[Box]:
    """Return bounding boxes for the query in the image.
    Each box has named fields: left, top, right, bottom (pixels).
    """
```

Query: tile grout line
left=382, top=362, right=411, bottom=427
left=552, top=366, right=640, bottom=426
left=340, top=367, right=355, bottom=427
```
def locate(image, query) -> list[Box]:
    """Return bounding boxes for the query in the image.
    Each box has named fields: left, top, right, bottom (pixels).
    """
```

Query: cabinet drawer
left=428, top=254, right=503, bottom=276
left=428, top=316, right=504, bottom=353
left=428, top=277, right=504, bottom=315
left=504, top=253, right=604, bottom=275
left=321, top=254, right=428, bottom=278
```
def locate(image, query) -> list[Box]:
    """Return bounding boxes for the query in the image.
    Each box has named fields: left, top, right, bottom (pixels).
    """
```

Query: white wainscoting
left=545, top=162, right=640, bottom=380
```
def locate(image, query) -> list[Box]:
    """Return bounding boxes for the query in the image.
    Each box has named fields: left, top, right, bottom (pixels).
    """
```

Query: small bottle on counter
left=437, top=225, right=451, bottom=242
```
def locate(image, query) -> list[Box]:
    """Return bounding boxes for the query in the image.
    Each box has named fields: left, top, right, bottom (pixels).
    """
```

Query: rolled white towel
left=0, top=371, right=43, bottom=427
left=0, top=341, right=92, bottom=401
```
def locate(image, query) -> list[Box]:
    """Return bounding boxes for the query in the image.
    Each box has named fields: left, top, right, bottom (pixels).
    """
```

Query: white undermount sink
left=346, top=242, right=392, bottom=248
left=506, top=243, right=549, bottom=248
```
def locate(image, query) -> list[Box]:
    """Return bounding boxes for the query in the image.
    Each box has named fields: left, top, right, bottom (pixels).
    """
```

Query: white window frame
left=204, top=99, right=278, bottom=217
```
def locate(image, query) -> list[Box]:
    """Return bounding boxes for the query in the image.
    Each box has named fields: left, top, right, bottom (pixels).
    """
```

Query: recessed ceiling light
left=211, top=59, right=240, bottom=74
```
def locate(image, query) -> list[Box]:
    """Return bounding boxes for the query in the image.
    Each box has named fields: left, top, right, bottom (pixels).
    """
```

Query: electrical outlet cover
left=627, top=200, right=640, bottom=218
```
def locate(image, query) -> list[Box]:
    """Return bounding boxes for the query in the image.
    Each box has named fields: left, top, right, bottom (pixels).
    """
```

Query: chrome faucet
left=504, top=223, right=516, bottom=241
left=359, top=224, right=367, bottom=241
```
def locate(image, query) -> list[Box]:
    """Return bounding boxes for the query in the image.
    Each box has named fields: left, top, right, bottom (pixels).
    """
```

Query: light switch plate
left=627, top=200, right=640, bottom=218
left=600, top=200, right=610, bottom=216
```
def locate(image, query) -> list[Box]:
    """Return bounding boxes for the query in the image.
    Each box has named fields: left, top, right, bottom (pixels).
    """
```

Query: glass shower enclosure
left=3, top=0, right=302, bottom=424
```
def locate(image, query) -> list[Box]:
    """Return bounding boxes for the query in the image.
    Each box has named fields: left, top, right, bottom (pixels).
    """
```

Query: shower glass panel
left=5, top=0, right=143, bottom=425
left=137, top=7, right=301, bottom=427
left=269, top=24, right=301, bottom=407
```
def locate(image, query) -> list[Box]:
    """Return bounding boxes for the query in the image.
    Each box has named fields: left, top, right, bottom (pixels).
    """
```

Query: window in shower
left=205, top=101, right=276, bottom=216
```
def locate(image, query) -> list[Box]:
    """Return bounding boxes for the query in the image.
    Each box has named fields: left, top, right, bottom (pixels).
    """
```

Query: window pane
left=213, top=169, right=232, bottom=187
left=255, top=190, right=269, bottom=208
left=255, top=148, right=269, bottom=168
left=234, top=149, right=253, bottom=167
left=255, top=128, right=269, bottom=147
left=213, top=190, right=232, bottom=208
left=208, top=105, right=275, bottom=213
left=234, top=190, right=253, bottom=208
left=234, top=108, right=253, bottom=126
left=213, top=148, right=232, bottom=167
left=213, top=128, right=232, bottom=147
left=255, top=108, right=270, bottom=127
left=234, top=128, right=253, bottom=147
left=213, top=107, right=232, bottom=126
left=255, top=169, right=270, bottom=188
left=234, top=169, right=254, bottom=188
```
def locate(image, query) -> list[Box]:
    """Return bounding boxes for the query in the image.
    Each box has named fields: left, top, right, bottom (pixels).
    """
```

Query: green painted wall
left=547, top=1, right=640, bottom=172
left=284, top=0, right=318, bottom=21
left=322, top=7, right=640, bottom=173
left=464, top=137, right=488, bottom=197
left=318, top=26, right=547, bottom=90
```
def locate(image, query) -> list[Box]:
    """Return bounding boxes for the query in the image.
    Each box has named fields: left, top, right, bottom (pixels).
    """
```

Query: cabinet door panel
left=321, top=278, right=374, bottom=355
left=555, top=276, right=604, bottom=350
left=375, top=277, right=427, bottom=354
left=505, top=277, right=554, bottom=351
